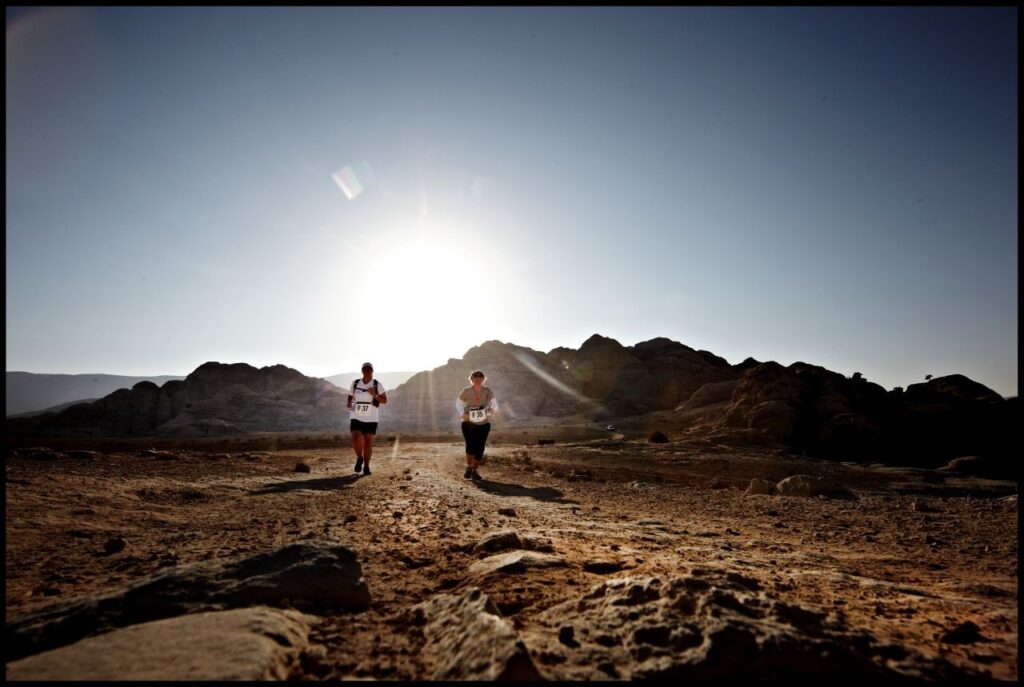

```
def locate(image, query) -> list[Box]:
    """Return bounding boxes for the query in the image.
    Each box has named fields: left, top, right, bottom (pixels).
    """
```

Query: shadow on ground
left=249, top=474, right=361, bottom=494
left=472, top=479, right=579, bottom=504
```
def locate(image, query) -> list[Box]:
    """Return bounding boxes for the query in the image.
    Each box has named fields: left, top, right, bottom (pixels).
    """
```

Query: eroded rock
left=411, top=587, right=541, bottom=680
left=6, top=606, right=317, bottom=681
left=6, top=539, right=369, bottom=661
left=468, top=551, right=568, bottom=578
left=473, top=530, right=522, bottom=554
left=529, top=568, right=984, bottom=681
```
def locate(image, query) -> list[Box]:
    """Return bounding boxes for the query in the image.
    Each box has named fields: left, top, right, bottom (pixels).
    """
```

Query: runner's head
left=361, top=362, right=373, bottom=380
left=469, top=370, right=485, bottom=386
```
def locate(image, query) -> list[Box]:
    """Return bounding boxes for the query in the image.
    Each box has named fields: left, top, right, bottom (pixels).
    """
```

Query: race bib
left=469, top=408, right=487, bottom=423
left=354, top=402, right=372, bottom=416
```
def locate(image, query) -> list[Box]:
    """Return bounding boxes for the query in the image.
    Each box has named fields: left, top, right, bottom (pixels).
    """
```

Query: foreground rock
left=6, top=539, right=369, bottom=661
left=410, top=588, right=541, bottom=680
left=528, top=568, right=987, bottom=682
left=468, top=551, right=568, bottom=578
left=6, top=607, right=316, bottom=681
left=473, top=530, right=521, bottom=554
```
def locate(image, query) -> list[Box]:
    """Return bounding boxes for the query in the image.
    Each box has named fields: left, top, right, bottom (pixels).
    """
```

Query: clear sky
left=6, top=7, right=1018, bottom=396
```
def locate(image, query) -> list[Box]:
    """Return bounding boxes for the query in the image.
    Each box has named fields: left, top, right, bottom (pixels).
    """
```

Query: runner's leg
left=352, top=430, right=364, bottom=471
left=462, top=422, right=475, bottom=477
left=363, top=433, right=374, bottom=467
left=477, top=423, right=491, bottom=468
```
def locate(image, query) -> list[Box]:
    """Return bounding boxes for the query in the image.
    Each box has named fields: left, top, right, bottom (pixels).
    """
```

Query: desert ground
left=5, top=430, right=1018, bottom=681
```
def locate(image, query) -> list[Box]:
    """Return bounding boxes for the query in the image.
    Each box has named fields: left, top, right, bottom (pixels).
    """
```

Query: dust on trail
left=4, top=439, right=1018, bottom=681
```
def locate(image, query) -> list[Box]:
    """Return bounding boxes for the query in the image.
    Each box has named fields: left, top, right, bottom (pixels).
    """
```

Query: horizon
left=5, top=332, right=1015, bottom=399
left=6, top=7, right=1018, bottom=397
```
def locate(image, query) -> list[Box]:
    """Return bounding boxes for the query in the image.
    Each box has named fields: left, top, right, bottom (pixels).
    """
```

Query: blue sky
left=6, top=7, right=1018, bottom=396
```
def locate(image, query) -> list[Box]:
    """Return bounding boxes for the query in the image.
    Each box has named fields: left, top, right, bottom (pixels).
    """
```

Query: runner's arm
left=455, top=397, right=467, bottom=419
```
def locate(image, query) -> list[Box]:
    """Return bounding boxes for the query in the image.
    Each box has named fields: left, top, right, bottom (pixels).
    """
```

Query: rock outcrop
left=527, top=568, right=987, bottom=682
left=410, top=588, right=542, bottom=680
left=6, top=539, right=369, bottom=661
left=687, top=364, right=1015, bottom=467
left=6, top=607, right=317, bottom=681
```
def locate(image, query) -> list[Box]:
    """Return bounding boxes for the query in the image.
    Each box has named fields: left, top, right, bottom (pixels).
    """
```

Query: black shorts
left=350, top=419, right=378, bottom=435
left=461, top=421, right=491, bottom=459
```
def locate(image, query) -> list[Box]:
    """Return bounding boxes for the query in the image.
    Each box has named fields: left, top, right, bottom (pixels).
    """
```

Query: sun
left=344, top=229, right=500, bottom=364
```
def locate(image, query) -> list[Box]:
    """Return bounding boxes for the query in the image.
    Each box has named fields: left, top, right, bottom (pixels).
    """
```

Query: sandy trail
left=4, top=439, right=1018, bottom=680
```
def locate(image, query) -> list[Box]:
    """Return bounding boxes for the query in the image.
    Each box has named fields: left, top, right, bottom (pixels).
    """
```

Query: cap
left=361, top=362, right=373, bottom=370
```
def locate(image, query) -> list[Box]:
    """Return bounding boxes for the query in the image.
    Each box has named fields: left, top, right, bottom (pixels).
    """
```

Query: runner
left=456, top=370, right=498, bottom=480
left=347, top=362, right=387, bottom=476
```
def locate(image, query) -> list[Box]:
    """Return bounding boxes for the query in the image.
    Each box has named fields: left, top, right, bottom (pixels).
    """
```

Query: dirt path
left=5, top=439, right=1018, bottom=681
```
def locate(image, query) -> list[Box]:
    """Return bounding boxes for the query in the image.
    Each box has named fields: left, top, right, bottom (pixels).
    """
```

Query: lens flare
left=511, top=350, right=597, bottom=409
left=332, top=160, right=375, bottom=200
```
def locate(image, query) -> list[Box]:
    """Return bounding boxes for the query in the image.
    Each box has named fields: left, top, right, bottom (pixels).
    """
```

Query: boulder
left=6, top=607, right=316, bottom=681
left=473, top=530, right=522, bottom=554
left=411, top=587, right=541, bottom=680
left=6, top=539, right=369, bottom=661
left=468, top=551, right=568, bottom=578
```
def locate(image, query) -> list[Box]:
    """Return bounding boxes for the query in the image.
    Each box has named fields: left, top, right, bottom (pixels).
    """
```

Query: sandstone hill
left=384, top=334, right=735, bottom=429
left=6, top=363, right=347, bottom=436
left=677, top=363, right=1016, bottom=466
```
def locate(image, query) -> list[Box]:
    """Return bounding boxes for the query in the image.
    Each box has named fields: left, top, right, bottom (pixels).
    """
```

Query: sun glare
left=345, top=229, right=500, bottom=365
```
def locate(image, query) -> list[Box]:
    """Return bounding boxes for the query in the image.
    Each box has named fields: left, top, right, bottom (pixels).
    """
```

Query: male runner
left=347, top=362, right=387, bottom=476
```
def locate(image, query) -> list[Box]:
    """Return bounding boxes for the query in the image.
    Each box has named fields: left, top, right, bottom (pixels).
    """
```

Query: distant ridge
left=323, top=371, right=416, bottom=392
left=6, top=398, right=100, bottom=419
left=5, top=372, right=185, bottom=417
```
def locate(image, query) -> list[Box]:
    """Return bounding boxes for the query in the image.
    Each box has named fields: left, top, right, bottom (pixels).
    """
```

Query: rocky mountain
left=7, top=337, right=1015, bottom=466
left=678, top=363, right=1016, bottom=466
left=5, top=372, right=185, bottom=417
left=7, top=363, right=346, bottom=436
left=384, top=335, right=736, bottom=429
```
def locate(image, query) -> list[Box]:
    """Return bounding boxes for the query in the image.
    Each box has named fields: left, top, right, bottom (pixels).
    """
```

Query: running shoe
left=464, top=466, right=473, bottom=479
left=362, top=464, right=371, bottom=476
left=471, top=469, right=482, bottom=481
left=354, top=457, right=363, bottom=473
